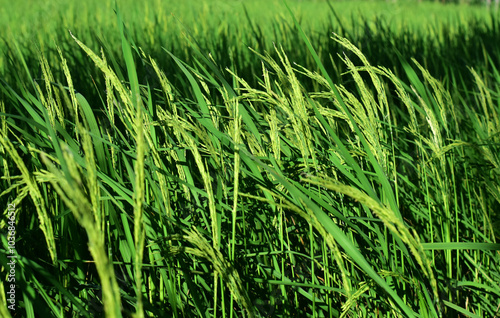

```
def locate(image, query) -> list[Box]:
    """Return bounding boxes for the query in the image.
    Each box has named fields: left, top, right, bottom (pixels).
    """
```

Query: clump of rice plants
left=1, top=1, right=500, bottom=317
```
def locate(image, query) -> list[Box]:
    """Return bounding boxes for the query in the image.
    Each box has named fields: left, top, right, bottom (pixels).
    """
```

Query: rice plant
left=1, top=1, right=499, bottom=317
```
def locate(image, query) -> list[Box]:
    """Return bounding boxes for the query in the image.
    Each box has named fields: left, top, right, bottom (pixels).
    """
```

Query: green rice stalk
left=116, top=8, right=147, bottom=316
left=169, top=114, right=220, bottom=314
left=338, top=57, right=388, bottom=172
left=57, top=46, right=78, bottom=130
left=303, top=176, right=439, bottom=305
left=69, top=32, right=135, bottom=134
left=230, top=100, right=241, bottom=262
left=274, top=45, right=316, bottom=169
left=0, top=133, right=57, bottom=264
left=155, top=108, right=191, bottom=202
left=171, top=227, right=256, bottom=318
left=240, top=189, right=353, bottom=299
left=182, top=132, right=217, bottom=243
left=0, top=101, right=9, bottom=183
left=469, top=67, right=500, bottom=171
left=37, top=48, right=65, bottom=130
left=103, top=51, right=116, bottom=128
left=40, top=147, right=122, bottom=318
left=340, top=281, right=370, bottom=318
left=412, top=59, right=454, bottom=137
left=79, top=123, right=103, bottom=234
left=148, top=56, right=175, bottom=114
left=0, top=186, right=28, bottom=231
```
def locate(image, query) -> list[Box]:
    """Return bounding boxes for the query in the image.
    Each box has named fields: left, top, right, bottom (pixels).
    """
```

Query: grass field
left=1, top=0, right=500, bottom=317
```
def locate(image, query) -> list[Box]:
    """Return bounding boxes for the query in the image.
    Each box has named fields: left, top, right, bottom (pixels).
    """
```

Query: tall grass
left=1, top=1, right=500, bottom=317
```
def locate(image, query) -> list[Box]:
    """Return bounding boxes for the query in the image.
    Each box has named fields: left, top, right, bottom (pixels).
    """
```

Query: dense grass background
left=1, top=0, right=500, bottom=317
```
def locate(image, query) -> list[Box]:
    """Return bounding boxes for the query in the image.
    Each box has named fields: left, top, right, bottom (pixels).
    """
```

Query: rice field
left=1, top=0, right=500, bottom=317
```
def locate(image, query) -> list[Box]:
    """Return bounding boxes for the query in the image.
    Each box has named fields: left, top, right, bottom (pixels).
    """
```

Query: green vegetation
left=1, top=0, right=499, bottom=317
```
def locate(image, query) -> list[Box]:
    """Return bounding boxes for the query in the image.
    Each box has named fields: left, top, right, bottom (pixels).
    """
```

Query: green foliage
left=1, top=1, right=500, bottom=317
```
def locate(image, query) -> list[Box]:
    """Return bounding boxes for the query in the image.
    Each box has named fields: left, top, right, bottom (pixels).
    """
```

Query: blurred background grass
left=1, top=1, right=499, bottom=317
